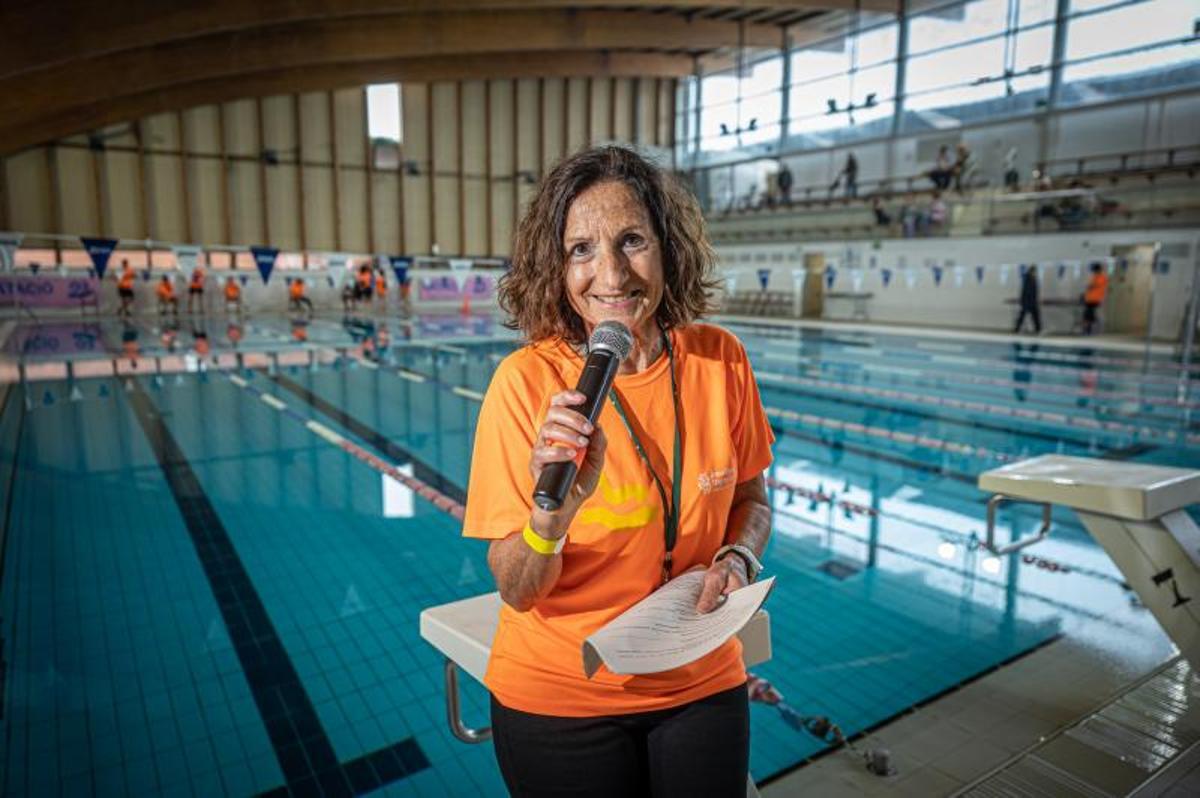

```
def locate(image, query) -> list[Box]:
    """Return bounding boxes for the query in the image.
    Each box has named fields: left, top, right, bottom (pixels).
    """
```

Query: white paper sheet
left=582, top=572, right=775, bottom=678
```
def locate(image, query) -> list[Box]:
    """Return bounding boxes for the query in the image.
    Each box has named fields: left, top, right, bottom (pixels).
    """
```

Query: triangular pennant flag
left=0, top=232, right=22, bottom=272
left=97, top=383, right=110, bottom=398
left=824, top=266, right=837, bottom=289
left=42, top=389, right=55, bottom=406
left=975, top=265, right=985, bottom=284
left=449, top=258, right=472, bottom=293
left=723, top=270, right=739, bottom=294
left=1056, top=262, right=1066, bottom=280
left=999, top=264, right=1011, bottom=285
left=952, top=265, right=964, bottom=287
left=29, top=262, right=40, bottom=275
left=70, top=386, right=83, bottom=402
left=389, top=255, right=412, bottom=286
left=239, top=275, right=249, bottom=286
left=250, top=246, right=278, bottom=284
left=850, top=269, right=863, bottom=292
left=124, top=379, right=135, bottom=392
left=1072, top=261, right=1081, bottom=280
left=881, top=268, right=892, bottom=287
left=80, top=236, right=118, bottom=280
left=172, top=245, right=204, bottom=282
left=932, top=265, right=943, bottom=286
left=904, top=268, right=916, bottom=289
left=757, top=268, right=770, bottom=290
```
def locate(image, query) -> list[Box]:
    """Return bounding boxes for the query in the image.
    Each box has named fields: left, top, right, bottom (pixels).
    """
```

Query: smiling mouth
left=590, top=290, right=643, bottom=306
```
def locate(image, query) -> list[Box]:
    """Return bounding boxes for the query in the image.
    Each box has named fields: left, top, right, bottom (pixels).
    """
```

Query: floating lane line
left=222, top=371, right=466, bottom=519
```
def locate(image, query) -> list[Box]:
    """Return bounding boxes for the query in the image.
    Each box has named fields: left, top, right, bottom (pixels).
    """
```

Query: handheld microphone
left=533, top=320, right=634, bottom=511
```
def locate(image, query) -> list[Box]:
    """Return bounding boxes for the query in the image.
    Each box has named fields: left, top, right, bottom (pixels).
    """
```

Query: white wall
left=718, top=229, right=1200, bottom=339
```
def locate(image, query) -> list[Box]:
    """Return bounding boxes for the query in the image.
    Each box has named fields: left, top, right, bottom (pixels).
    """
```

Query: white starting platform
left=420, top=591, right=772, bottom=795
left=979, top=455, right=1200, bottom=669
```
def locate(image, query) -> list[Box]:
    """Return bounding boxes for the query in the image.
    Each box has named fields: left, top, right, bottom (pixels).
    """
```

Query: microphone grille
left=589, top=321, right=634, bottom=361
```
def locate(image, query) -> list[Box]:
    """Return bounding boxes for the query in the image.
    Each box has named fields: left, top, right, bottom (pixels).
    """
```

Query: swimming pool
left=0, top=313, right=1189, bottom=795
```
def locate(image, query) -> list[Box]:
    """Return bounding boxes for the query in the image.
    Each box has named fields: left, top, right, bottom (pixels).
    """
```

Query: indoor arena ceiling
left=0, top=0, right=898, bottom=155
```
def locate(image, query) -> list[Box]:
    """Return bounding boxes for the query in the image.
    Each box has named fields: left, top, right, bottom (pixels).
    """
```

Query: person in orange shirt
left=288, top=278, right=313, bottom=317
left=187, top=266, right=206, bottom=314
left=1082, top=261, right=1109, bottom=335
left=374, top=268, right=387, bottom=309
left=463, top=146, right=774, bottom=797
left=224, top=277, right=242, bottom=316
left=156, top=275, right=179, bottom=317
left=116, top=260, right=136, bottom=317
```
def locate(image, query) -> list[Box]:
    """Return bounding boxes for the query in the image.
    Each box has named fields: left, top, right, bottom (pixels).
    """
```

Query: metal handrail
left=984, top=494, right=1053, bottom=556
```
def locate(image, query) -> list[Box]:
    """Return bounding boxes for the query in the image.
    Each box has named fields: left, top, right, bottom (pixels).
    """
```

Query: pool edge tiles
left=125, top=380, right=431, bottom=797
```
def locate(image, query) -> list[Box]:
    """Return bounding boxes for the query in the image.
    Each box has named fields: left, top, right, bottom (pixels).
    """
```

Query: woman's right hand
left=529, top=389, right=607, bottom=528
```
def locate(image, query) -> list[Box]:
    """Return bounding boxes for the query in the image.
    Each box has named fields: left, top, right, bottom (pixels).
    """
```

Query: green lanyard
left=606, top=329, right=681, bottom=586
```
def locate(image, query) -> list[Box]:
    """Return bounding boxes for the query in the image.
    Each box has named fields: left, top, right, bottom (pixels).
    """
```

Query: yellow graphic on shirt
left=577, top=472, right=658, bottom=531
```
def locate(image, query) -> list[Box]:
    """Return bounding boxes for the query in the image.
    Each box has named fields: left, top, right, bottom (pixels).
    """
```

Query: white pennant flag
left=326, top=252, right=351, bottom=286
left=999, top=264, right=1011, bottom=285
left=0, top=232, right=22, bottom=272
left=724, top=270, right=739, bottom=295
left=172, top=245, right=204, bottom=281
left=952, top=264, right=964, bottom=287
left=449, top=258, right=473, bottom=293
left=904, top=267, right=917, bottom=289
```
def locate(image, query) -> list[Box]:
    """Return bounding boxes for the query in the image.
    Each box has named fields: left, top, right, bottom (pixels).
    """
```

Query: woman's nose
left=593, top=247, right=629, bottom=289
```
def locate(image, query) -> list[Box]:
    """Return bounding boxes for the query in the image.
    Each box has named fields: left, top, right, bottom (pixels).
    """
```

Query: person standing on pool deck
left=462, top=146, right=775, bottom=798
left=116, top=260, right=136, bottom=317
left=1013, top=265, right=1041, bottom=335
left=1082, top=262, right=1108, bottom=335
left=187, top=265, right=206, bottom=314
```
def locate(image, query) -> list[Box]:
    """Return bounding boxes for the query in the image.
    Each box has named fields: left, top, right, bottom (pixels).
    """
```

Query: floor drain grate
left=817, top=559, right=862, bottom=580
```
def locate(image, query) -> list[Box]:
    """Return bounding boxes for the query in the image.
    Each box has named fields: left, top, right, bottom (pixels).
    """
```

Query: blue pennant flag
left=1056, top=263, right=1066, bottom=280
left=141, top=270, right=152, bottom=281
left=757, top=268, right=770, bottom=291
left=389, top=255, right=412, bottom=286
left=239, top=275, right=249, bottom=286
left=824, top=266, right=837, bottom=289
left=80, top=237, right=119, bottom=280
left=29, top=262, right=40, bottom=275
left=932, top=265, right=943, bottom=286
left=1157, top=259, right=1171, bottom=275
left=881, top=268, right=892, bottom=287
left=250, top=246, right=279, bottom=284
left=975, top=266, right=985, bottom=284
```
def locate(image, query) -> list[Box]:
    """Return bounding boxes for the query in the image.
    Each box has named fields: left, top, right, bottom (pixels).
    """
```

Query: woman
left=462, top=146, right=774, bottom=797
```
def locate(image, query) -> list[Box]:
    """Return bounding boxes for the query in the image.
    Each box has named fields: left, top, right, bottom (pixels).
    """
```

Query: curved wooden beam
left=1, top=0, right=896, bottom=80
left=0, top=51, right=691, bottom=155
left=0, top=9, right=775, bottom=127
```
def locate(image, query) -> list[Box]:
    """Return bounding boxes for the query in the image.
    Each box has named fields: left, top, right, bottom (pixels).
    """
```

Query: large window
left=902, top=0, right=1054, bottom=128
left=1060, top=0, right=1200, bottom=105
left=787, top=22, right=899, bottom=142
left=366, top=83, right=402, bottom=143
left=675, top=0, right=1200, bottom=166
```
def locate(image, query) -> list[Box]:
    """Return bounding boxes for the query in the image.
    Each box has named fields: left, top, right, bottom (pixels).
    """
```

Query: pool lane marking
left=125, top=379, right=430, bottom=796
left=222, top=371, right=466, bottom=518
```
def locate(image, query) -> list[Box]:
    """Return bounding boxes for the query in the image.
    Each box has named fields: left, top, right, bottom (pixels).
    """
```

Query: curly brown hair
left=499, top=145, right=719, bottom=345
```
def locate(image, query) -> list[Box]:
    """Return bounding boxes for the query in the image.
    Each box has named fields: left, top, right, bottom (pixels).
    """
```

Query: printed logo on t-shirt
left=577, top=473, right=658, bottom=531
left=698, top=467, right=737, bottom=495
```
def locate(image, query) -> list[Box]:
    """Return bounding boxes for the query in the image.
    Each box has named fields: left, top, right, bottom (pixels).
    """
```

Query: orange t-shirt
left=225, top=280, right=240, bottom=300
left=289, top=280, right=305, bottom=300
left=375, top=274, right=386, bottom=294
left=190, top=268, right=205, bottom=290
left=1084, top=272, right=1108, bottom=304
left=156, top=281, right=175, bottom=300
left=118, top=269, right=134, bottom=290
left=462, top=323, right=774, bottom=717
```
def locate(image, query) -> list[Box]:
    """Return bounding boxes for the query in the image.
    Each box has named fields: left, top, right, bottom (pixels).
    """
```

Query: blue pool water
left=0, top=312, right=1193, bottom=796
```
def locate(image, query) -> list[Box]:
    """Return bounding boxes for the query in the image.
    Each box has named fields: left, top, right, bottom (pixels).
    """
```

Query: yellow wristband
left=522, top=522, right=566, bottom=555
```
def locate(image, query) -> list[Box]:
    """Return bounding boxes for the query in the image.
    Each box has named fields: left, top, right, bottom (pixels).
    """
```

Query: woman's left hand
left=695, top=556, right=749, bottom=613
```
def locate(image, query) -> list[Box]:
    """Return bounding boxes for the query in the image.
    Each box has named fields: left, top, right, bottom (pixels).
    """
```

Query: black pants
left=1014, top=305, right=1041, bottom=333
left=490, top=683, right=749, bottom=798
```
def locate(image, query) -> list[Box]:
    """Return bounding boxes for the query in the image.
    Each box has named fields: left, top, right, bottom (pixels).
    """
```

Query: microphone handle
left=532, top=348, right=621, bottom=512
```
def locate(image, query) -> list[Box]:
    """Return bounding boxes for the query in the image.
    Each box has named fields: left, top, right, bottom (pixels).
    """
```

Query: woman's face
left=563, top=180, right=663, bottom=339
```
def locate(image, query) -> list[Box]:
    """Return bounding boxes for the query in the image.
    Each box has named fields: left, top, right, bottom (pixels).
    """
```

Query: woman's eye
left=623, top=235, right=645, bottom=248
left=571, top=243, right=590, bottom=257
